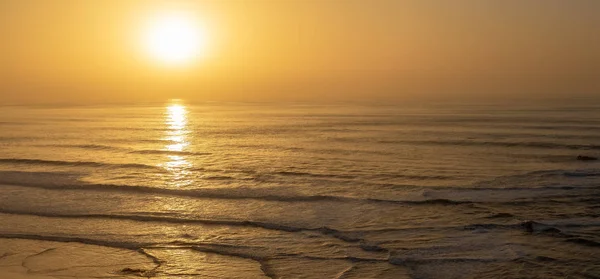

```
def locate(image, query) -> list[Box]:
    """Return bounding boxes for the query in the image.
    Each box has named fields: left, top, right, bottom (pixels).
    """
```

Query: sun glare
left=144, top=14, right=206, bottom=65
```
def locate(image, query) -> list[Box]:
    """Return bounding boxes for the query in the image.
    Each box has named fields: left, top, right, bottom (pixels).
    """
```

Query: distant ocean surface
left=0, top=102, right=598, bottom=278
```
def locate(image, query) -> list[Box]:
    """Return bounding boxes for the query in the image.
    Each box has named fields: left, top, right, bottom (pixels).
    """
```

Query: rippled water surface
left=0, top=102, right=599, bottom=278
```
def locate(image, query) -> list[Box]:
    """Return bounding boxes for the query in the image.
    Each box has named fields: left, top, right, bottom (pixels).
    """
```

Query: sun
left=143, top=14, right=206, bottom=65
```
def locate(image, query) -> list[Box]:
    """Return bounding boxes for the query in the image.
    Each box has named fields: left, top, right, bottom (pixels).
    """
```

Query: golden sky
left=1, top=0, right=599, bottom=104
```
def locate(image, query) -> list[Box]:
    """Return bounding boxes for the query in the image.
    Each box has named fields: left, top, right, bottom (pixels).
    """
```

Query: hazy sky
left=1, top=0, right=599, bottom=104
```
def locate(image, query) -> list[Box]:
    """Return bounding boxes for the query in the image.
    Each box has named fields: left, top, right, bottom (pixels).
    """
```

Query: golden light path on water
left=163, top=102, right=193, bottom=187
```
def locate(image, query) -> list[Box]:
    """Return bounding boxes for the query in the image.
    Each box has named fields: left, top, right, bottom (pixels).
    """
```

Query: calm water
left=0, top=102, right=599, bottom=278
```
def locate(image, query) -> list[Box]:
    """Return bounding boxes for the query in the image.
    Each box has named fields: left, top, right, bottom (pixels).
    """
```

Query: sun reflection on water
left=167, top=104, right=187, bottom=132
left=163, top=102, right=192, bottom=187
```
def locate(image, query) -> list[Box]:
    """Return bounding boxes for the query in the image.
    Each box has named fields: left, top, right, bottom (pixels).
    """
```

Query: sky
left=1, top=0, right=599, bottom=104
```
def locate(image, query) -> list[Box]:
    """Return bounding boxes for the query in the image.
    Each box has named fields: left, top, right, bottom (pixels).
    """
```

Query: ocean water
left=0, top=102, right=598, bottom=278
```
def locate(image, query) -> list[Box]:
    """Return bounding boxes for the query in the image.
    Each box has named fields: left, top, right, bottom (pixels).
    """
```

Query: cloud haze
left=1, top=0, right=599, bottom=104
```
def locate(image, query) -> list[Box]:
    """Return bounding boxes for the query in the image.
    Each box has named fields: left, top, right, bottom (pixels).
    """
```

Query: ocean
left=0, top=102, right=598, bottom=278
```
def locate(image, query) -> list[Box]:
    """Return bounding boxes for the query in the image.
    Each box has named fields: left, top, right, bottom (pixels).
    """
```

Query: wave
left=62, top=144, right=123, bottom=150
left=518, top=124, right=600, bottom=131
left=0, top=178, right=367, bottom=203
left=201, top=175, right=236, bottom=180
left=0, top=210, right=386, bottom=261
left=565, top=238, right=600, bottom=247
left=29, top=145, right=213, bottom=156
left=129, top=150, right=212, bottom=156
left=463, top=220, right=600, bottom=247
left=2, top=211, right=598, bottom=269
left=463, top=220, right=600, bottom=234
left=563, top=171, right=600, bottom=177
left=379, top=139, right=600, bottom=151
left=35, top=144, right=128, bottom=151
left=270, top=171, right=451, bottom=181
left=485, top=213, right=515, bottom=219
left=378, top=198, right=472, bottom=205
left=271, top=171, right=356, bottom=179
left=466, top=168, right=600, bottom=190
left=0, top=209, right=306, bottom=233
left=14, top=210, right=589, bottom=247
left=0, top=172, right=444, bottom=205
left=0, top=208, right=382, bottom=248
left=133, top=139, right=179, bottom=144
left=0, top=136, right=46, bottom=141
left=231, top=144, right=395, bottom=157
left=1, top=168, right=598, bottom=206
left=194, top=167, right=450, bottom=181
left=7, top=177, right=594, bottom=207
left=0, top=158, right=163, bottom=171
left=233, top=139, right=600, bottom=159
left=372, top=173, right=453, bottom=180
left=0, top=233, right=147, bottom=250
left=8, top=207, right=577, bottom=240
left=428, top=117, right=600, bottom=126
